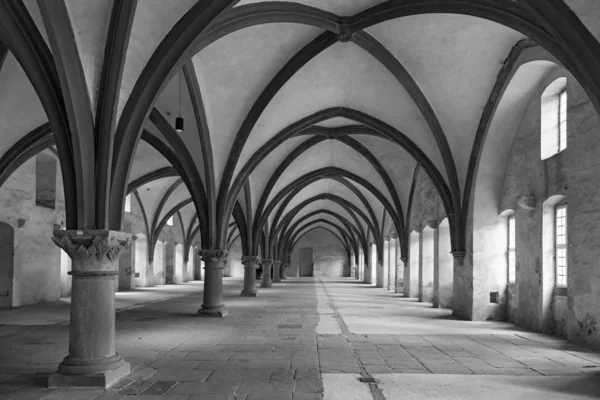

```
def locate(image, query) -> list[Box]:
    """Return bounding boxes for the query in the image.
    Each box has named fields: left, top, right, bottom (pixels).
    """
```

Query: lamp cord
left=178, top=69, right=182, bottom=117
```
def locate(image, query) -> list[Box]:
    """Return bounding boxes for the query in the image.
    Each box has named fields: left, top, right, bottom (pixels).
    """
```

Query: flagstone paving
left=0, top=277, right=599, bottom=399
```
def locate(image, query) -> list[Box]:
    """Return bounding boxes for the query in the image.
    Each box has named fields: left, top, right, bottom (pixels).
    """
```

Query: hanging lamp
left=175, top=69, right=184, bottom=133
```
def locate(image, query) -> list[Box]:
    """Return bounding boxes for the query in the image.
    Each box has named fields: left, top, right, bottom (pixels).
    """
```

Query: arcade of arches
left=1, top=0, right=600, bottom=398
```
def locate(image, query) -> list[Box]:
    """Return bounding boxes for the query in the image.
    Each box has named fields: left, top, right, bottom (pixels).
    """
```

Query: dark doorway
left=0, top=222, right=14, bottom=307
left=299, top=247, right=314, bottom=277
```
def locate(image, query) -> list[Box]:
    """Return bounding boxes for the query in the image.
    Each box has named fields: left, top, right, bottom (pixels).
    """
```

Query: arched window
left=508, top=215, right=516, bottom=283
left=541, top=78, right=567, bottom=159
left=555, top=203, right=568, bottom=287
left=167, top=216, right=174, bottom=226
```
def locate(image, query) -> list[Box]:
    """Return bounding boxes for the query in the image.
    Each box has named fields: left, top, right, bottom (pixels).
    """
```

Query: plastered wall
left=0, top=152, right=65, bottom=307
left=225, top=237, right=244, bottom=278
left=500, top=67, right=600, bottom=348
left=290, top=228, right=349, bottom=277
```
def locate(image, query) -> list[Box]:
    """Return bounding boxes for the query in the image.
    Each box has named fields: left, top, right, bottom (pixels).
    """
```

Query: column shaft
left=241, top=256, right=260, bottom=297
left=261, top=259, right=273, bottom=288
left=50, top=230, right=131, bottom=388
left=272, top=261, right=282, bottom=283
left=198, top=249, right=228, bottom=317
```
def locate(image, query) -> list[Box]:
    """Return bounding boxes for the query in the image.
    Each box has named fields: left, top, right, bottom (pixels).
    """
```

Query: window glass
left=558, top=90, right=567, bottom=151
left=167, top=216, right=174, bottom=226
left=556, top=205, right=567, bottom=286
left=508, top=216, right=516, bottom=283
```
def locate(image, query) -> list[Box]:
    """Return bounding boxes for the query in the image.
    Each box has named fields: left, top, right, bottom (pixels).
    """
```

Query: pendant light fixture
left=175, top=69, right=184, bottom=133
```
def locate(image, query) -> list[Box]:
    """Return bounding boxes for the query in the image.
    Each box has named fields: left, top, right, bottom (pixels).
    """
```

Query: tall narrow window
left=508, top=215, right=516, bottom=283
left=555, top=204, right=568, bottom=286
left=541, top=78, right=567, bottom=159
left=558, top=90, right=567, bottom=152
left=167, top=216, right=174, bottom=226
left=124, top=194, right=131, bottom=213
left=36, top=154, right=57, bottom=209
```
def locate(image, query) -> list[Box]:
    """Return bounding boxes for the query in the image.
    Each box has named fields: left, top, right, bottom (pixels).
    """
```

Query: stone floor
left=1, top=277, right=599, bottom=399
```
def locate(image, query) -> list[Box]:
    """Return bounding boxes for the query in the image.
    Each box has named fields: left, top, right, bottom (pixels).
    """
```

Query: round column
left=281, top=263, right=287, bottom=280
left=198, top=249, right=228, bottom=317
left=261, top=259, right=273, bottom=288
left=50, top=230, right=132, bottom=388
left=240, top=256, right=260, bottom=297
left=272, top=261, right=282, bottom=283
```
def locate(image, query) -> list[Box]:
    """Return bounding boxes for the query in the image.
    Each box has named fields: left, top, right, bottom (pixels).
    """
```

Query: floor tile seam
left=490, top=334, right=600, bottom=367
left=316, top=278, right=388, bottom=400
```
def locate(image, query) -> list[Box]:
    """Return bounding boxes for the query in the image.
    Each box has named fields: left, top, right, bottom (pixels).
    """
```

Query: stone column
left=198, top=249, right=228, bottom=317
left=397, top=257, right=407, bottom=293
left=240, top=256, right=260, bottom=297
left=165, top=241, right=175, bottom=284
left=451, top=251, right=472, bottom=319
left=281, top=263, right=287, bottom=279
left=261, top=259, right=273, bottom=288
left=272, top=261, right=282, bottom=283
left=383, top=239, right=390, bottom=289
left=49, top=230, right=131, bottom=388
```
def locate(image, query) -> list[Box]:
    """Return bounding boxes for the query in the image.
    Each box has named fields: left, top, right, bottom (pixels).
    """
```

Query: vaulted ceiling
left=1, top=0, right=599, bottom=262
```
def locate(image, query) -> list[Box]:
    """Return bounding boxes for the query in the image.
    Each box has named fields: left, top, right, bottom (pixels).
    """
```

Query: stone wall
left=225, top=237, right=244, bottom=278
left=290, top=228, right=349, bottom=278
left=0, top=153, right=193, bottom=307
left=500, top=67, right=600, bottom=349
left=0, top=151, right=65, bottom=307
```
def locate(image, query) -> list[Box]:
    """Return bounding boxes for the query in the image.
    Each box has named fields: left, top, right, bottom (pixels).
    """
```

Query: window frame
left=555, top=203, right=568, bottom=287
left=558, top=89, right=567, bottom=152
left=507, top=215, right=516, bottom=283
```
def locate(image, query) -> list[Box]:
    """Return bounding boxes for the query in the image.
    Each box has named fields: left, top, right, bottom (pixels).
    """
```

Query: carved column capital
left=262, top=258, right=273, bottom=266
left=241, top=256, right=261, bottom=266
left=272, top=261, right=282, bottom=267
left=52, top=230, right=132, bottom=277
left=198, top=249, right=228, bottom=263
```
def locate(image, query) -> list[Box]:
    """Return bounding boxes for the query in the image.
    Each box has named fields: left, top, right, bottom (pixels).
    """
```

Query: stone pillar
left=451, top=252, right=472, bottom=319
left=397, top=257, right=407, bottom=293
left=49, top=230, right=131, bottom=388
left=198, top=249, right=228, bottom=317
left=261, top=259, right=273, bottom=288
left=281, top=263, right=287, bottom=279
left=376, top=259, right=384, bottom=288
left=118, top=235, right=135, bottom=291
left=145, top=254, right=154, bottom=287
left=383, top=239, right=389, bottom=289
left=272, top=261, right=282, bottom=283
left=240, top=256, right=260, bottom=297
left=165, top=241, right=175, bottom=284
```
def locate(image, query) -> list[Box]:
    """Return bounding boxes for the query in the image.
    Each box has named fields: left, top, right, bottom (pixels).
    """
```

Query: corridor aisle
left=316, top=277, right=600, bottom=400
left=0, top=277, right=599, bottom=399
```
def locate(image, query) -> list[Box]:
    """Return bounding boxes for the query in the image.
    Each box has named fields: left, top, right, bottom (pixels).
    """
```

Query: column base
left=240, top=290, right=258, bottom=297
left=197, top=305, right=228, bottom=317
left=260, top=282, right=273, bottom=288
left=48, top=358, right=130, bottom=389
left=273, top=278, right=281, bottom=283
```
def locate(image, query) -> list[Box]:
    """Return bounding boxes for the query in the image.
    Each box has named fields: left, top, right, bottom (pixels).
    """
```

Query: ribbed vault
left=1, top=0, right=600, bottom=266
